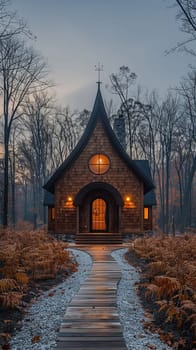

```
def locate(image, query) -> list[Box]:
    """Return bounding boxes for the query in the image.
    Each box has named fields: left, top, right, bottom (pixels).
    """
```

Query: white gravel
left=111, top=248, right=172, bottom=350
left=10, top=247, right=173, bottom=350
left=10, top=249, right=93, bottom=350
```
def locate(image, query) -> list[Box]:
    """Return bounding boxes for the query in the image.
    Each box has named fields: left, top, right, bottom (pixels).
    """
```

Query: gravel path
left=10, top=247, right=173, bottom=350
left=10, top=249, right=93, bottom=350
left=112, top=248, right=172, bottom=350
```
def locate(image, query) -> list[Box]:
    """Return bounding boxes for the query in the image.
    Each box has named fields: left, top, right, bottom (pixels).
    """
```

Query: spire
left=91, top=81, right=108, bottom=120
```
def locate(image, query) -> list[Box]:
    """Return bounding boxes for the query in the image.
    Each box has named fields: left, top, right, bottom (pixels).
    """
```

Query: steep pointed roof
left=44, top=84, right=154, bottom=194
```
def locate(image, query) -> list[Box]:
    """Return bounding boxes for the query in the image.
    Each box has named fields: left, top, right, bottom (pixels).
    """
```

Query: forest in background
left=0, top=0, right=195, bottom=233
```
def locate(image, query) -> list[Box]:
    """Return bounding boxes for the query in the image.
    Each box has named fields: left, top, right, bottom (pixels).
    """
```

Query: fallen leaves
left=147, top=344, right=157, bottom=350
left=31, top=335, right=41, bottom=343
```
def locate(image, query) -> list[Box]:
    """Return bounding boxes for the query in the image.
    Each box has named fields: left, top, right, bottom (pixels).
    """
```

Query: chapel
left=44, top=84, right=155, bottom=243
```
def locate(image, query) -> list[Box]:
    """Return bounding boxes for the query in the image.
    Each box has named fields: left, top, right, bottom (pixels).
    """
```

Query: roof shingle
left=43, top=85, right=155, bottom=194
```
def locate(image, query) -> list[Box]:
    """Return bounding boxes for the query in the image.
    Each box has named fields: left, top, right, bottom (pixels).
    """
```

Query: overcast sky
left=13, top=0, right=195, bottom=111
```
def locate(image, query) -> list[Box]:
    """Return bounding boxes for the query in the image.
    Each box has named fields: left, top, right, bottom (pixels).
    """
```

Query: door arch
left=75, top=182, right=123, bottom=233
left=91, top=198, right=108, bottom=232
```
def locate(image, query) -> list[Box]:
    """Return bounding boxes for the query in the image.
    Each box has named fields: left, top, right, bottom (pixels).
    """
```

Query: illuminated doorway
left=91, top=198, right=108, bottom=232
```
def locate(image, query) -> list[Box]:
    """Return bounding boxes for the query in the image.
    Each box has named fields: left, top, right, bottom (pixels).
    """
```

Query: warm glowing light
left=89, top=154, right=110, bottom=174
left=92, top=198, right=106, bottom=231
left=144, top=207, right=149, bottom=220
left=64, top=196, right=74, bottom=208
left=124, top=195, right=136, bottom=208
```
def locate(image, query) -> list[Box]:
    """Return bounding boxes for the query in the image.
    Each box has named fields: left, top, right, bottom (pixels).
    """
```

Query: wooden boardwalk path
left=56, top=245, right=127, bottom=349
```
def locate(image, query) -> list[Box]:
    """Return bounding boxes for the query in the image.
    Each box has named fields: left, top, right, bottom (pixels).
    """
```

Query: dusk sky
left=13, top=0, right=195, bottom=111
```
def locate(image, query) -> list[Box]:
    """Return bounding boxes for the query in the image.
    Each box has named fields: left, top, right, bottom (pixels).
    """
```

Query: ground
left=125, top=249, right=195, bottom=350
left=0, top=240, right=195, bottom=350
left=0, top=269, right=72, bottom=349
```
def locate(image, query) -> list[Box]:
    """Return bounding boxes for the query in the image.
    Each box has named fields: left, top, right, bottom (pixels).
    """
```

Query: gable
left=43, top=85, right=154, bottom=194
left=55, top=118, right=142, bottom=195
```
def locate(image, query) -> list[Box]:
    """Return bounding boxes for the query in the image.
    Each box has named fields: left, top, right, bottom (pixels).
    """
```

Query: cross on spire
left=95, top=63, right=103, bottom=85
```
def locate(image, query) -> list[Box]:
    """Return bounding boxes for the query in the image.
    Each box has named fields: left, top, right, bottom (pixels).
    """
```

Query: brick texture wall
left=54, top=119, right=144, bottom=234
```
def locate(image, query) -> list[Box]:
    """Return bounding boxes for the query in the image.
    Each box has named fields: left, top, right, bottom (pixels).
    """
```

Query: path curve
left=56, top=245, right=127, bottom=350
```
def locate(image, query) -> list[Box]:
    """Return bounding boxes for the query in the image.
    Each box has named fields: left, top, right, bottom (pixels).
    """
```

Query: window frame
left=88, top=153, right=110, bottom=175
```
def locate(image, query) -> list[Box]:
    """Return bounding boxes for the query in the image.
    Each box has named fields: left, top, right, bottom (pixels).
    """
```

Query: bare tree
left=134, top=90, right=181, bottom=233
left=17, top=92, right=54, bottom=227
left=169, top=0, right=196, bottom=55
left=8, top=121, right=20, bottom=226
left=175, top=0, right=196, bottom=31
left=0, top=0, right=28, bottom=38
left=0, top=36, right=49, bottom=227
left=136, top=91, right=160, bottom=181
left=159, top=94, right=180, bottom=233
left=17, top=95, right=80, bottom=226
left=173, top=122, right=193, bottom=229
left=177, top=69, right=196, bottom=230
left=50, top=107, right=80, bottom=169
left=108, top=66, right=137, bottom=157
left=108, top=66, right=154, bottom=159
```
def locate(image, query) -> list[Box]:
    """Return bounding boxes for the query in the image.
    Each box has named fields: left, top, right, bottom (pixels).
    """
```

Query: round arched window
left=89, top=154, right=110, bottom=175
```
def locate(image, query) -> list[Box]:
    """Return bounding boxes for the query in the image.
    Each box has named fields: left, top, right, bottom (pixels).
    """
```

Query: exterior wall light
left=124, top=195, right=136, bottom=208
left=65, top=196, right=74, bottom=208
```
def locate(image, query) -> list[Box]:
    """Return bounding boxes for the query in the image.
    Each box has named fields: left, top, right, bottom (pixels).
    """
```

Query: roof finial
left=94, top=63, right=103, bottom=87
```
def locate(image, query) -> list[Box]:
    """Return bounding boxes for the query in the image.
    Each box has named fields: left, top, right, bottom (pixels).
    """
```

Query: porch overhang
left=74, top=182, right=123, bottom=206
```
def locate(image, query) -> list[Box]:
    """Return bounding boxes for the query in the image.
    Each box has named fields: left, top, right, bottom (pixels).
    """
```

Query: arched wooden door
left=91, top=198, right=108, bottom=232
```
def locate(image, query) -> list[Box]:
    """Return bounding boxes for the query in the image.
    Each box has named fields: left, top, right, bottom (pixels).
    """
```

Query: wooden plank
left=56, top=245, right=127, bottom=350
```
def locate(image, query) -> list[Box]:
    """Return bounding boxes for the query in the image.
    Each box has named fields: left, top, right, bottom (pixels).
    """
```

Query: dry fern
left=145, top=283, right=160, bottom=299
left=0, top=279, right=18, bottom=293
left=0, top=291, right=23, bottom=308
left=15, top=272, right=29, bottom=286
left=147, top=261, right=166, bottom=277
left=129, top=234, right=196, bottom=349
left=154, top=276, right=181, bottom=298
left=0, top=228, right=77, bottom=309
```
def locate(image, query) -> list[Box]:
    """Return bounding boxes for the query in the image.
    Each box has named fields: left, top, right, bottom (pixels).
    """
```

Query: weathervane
left=94, top=63, right=104, bottom=84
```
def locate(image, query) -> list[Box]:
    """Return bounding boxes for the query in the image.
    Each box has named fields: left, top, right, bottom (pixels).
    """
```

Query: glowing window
left=91, top=198, right=107, bottom=231
left=144, top=207, right=149, bottom=220
left=89, top=154, right=110, bottom=175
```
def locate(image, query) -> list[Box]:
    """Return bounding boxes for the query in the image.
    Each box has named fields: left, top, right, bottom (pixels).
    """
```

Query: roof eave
left=43, top=85, right=155, bottom=193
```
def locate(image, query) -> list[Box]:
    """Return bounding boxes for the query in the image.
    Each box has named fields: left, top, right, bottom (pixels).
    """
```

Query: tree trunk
left=23, top=182, right=28, bottom=221
left=3, top=136, right=9, bottom=227
left=32, top=184, right=37, bottom=230
left=165, top=156, right=170, bottom=234
left=3, top=88, right=9, bottom=227
left=10, top=150, right=16, bottom=226
left=161, top=147, right=165, bottom=232
left=181, top=156, right=196, bottom=232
